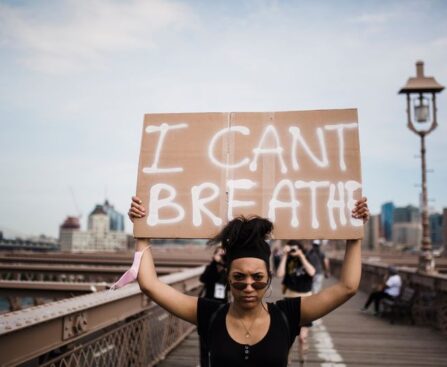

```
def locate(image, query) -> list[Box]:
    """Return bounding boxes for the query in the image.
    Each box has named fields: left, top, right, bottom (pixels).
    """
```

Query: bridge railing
left=0, top=266, right=204, bottom=367
left=330, top=258, right=447, bottom=334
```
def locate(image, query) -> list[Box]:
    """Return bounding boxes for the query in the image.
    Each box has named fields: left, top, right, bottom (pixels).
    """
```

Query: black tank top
left=197, top=297, right=301, bottom=367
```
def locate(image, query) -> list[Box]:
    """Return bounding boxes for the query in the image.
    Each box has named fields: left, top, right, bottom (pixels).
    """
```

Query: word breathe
left=142, top=122, right=362, bottom=230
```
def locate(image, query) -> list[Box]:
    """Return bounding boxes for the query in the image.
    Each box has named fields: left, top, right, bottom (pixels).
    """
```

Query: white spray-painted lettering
left=147, top=179, right=362, bottom=229
left=208, top=125, right=251, bottom=169
left=327, top=182, right=347, bottom=230
left=227, top=179, right=256, bottom=220
left=268, top=179, right=300, bottom=227
left=289, top=126, right=329, bottom=170
left=345, top=180, right=363, bottom=226
left=141, top=118, right=362, bottom=233
left=148, top=183, right=185, bottom=226
left=295, top=180, right=330, bottom=229
left=143, top=123, right=188, bottom=174
left=324, top=123, right=358, bottom=171
left=191, top=183, right=223, bottom=227
left=249, top=125, right=287, bottom=173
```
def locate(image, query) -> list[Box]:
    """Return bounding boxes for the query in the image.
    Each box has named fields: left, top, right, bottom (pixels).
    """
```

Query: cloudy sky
left=0, top=0, right=446, bottom=238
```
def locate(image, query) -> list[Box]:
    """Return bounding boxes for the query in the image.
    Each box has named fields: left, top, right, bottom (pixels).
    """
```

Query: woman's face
left=228, top=257, right=269, bottom=310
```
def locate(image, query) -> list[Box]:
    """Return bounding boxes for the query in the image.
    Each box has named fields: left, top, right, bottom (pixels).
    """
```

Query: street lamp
left=399, top=61, right=444, bottom=273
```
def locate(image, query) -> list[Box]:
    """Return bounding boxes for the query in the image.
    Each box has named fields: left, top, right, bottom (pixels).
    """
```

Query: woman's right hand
left=128, top=196, right=146, bottom=222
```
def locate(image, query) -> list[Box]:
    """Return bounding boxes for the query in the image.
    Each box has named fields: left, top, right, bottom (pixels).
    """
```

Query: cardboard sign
left=134, top=109, right=363, bottom=239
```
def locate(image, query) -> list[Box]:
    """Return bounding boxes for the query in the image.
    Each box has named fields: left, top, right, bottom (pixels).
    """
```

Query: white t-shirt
left=385, top=274, right=402, bottom=297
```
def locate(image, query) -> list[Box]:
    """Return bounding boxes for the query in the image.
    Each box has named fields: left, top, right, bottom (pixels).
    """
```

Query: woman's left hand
left=352, top=197, right=369, bottom=223
left=128, top=196, right=146, bottom=223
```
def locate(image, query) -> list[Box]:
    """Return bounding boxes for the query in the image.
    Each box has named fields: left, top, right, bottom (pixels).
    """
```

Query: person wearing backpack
left=198, top=246, right=228, bottom=366
left=117, top=196, right=368, bottom=366
left=199, top=246, right=228, bottom=302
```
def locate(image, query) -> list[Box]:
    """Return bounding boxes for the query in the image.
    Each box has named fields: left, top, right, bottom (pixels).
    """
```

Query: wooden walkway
left=158, top=277, right=447, bottom=366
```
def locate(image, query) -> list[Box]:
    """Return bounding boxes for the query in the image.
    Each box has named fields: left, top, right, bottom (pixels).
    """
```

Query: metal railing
left=0, top=266, right=204, bottom=367
left=0, top=264, right=180, bottom=282
left=39, top=306, right=194, bottom=367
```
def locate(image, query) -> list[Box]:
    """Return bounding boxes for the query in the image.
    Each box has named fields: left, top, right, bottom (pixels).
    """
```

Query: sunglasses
left=229, top=281, right=269, bottom=291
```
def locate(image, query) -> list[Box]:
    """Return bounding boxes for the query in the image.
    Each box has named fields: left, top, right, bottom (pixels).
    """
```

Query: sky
left=0, top=0, right=446, bottom=238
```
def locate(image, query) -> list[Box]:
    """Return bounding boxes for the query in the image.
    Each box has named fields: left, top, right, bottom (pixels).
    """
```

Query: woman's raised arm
left=300, top=197, right=368, bottom=324
left=130, top=197, right=198, bottom=325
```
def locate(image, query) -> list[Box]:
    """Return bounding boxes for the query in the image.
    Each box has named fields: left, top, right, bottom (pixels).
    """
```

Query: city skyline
left=1, top=0, right=447, bottom=237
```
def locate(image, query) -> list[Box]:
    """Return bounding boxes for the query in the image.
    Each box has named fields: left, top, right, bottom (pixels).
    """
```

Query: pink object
left=110, top=247, right=150, bottom=290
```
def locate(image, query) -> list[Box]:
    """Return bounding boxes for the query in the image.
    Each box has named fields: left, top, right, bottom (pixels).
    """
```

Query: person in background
left=362, top=266, right=402, bottom=315
left=271, top=239, right=283, bottom=273
left=277, top=240, right=319, bottom=363
left=200, top=246, right=228, bottom=302
left=311, top=240, right=330, bottom=294
left=198, top=246, right=228, bottom=366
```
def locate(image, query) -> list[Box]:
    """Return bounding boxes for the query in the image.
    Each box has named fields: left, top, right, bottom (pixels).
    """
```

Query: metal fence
left=1, top=266, right=204, bottom=367
left=39, top=306, right=194, bottom=367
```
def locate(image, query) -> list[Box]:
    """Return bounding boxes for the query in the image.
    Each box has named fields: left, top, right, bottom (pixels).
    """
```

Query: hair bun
left=238, top=216, right=273, bottom=244
left=208, top=216, right=273, bottom=253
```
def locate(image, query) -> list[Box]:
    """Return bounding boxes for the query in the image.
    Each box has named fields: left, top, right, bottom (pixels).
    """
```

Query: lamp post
left=399, top=61, right=444, bottom=273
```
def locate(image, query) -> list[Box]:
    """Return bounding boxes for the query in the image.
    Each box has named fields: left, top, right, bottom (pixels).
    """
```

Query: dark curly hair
left=208, top=216, right=273, bottom=271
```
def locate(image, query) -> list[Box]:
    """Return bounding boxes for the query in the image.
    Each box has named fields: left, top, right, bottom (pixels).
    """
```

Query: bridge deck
left=158, top=277, right=447, bottom=366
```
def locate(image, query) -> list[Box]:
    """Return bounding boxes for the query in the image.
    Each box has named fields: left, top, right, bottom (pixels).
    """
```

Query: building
left=429, top=212, right=443, bottom=250
left=362, top=214, right=380, bottom=250
left=386, top=205, right=421, bottom=249
left=103, top=200, right=125, bottom=232
left=381, top=202, right=394, bottom=241
left=59, top=201, right=127, bottom=252
left=380, top=202, right=423, bottom=248
left=59, top=217, right=89, bottom=251
left=392, top=222, right=422, bottom=248
left=393, top=205, right=420, bottom=224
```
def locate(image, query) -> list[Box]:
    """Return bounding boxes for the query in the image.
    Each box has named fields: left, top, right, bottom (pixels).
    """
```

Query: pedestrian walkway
left=305, top=278, right=447, bottom=366
left=159, top=277, right=447, bottom=366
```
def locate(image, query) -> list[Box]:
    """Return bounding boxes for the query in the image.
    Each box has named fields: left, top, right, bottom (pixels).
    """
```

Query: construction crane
left=69, top=186, right=83, bottom=220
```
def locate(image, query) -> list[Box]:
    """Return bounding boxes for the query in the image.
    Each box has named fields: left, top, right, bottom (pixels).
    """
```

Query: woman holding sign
left=114, top=196, right=369, bottom=366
